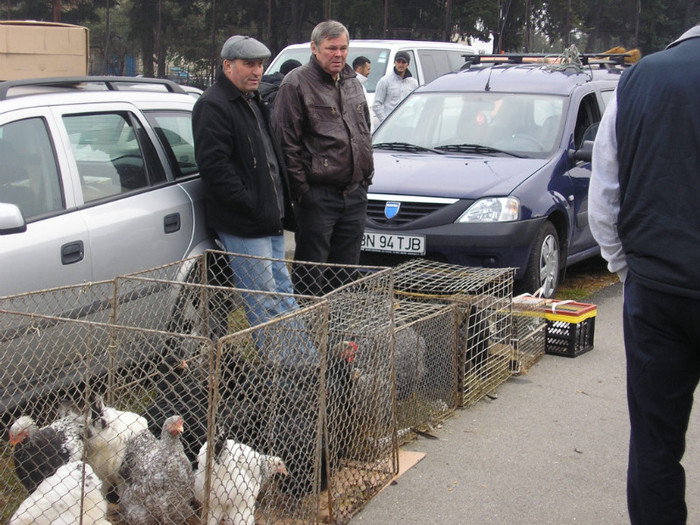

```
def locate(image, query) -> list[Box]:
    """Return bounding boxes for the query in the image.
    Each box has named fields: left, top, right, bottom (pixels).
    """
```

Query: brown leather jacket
left=273, top=56, right=373, bottom=200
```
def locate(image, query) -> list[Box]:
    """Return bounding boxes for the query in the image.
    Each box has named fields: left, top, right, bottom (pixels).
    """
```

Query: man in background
left=352, top=55, right=371, bottom=87
left=588, top=23, right=700, bottom=525
left=372, top=51, right=418, bottom=123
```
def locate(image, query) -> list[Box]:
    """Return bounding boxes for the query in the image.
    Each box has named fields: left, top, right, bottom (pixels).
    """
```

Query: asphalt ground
left=351, top=282, right=700, bottom=524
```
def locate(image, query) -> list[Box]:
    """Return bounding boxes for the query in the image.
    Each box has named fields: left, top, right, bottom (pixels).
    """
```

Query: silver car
left=0, top=77, right=216, bottom=297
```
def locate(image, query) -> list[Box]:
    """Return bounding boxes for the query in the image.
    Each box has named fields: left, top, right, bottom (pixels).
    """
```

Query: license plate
left=361, top=231, right=426, bottom=255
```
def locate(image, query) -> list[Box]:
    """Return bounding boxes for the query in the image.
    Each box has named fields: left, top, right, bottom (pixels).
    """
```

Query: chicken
left=9, top=403, right=85, bottom=493
left=194, top=436, right=288, bottom=525
left=119, top=414, right=195, bottom=525
left=394, top=326, right=427, bottom=400
left=144, top=355, right=222, bottom=466
left=85, top=394, right=148, bottom=498
left=8, top=460, right=110, bottom=525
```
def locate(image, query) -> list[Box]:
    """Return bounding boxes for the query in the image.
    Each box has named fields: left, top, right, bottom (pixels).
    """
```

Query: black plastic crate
left=545, top=316, right=595, bottom=357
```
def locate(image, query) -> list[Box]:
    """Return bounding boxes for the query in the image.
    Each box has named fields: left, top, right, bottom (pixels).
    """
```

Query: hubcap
left=538, top=233, right=559, bottom=297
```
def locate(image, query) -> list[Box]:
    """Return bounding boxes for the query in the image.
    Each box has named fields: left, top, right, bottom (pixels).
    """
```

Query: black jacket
left=616, top=28, right=700, bottom=296
left=192, top=68, right=295, bottom=237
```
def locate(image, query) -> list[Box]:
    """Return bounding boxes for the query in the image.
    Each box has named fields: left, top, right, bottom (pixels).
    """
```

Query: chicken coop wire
left=511, top=294, right=549, bottom=374
left=391, top=259, right=515, bottom=407
left=0, top=307, right=214, bottom=525
left=202, top=300, right=330, bottom=525
left=126, top=250, right=399, bottom=524
left=392, top=300, right=460, bottom=443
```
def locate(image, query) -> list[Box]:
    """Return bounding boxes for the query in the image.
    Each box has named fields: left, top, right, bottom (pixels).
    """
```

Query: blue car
left=360, top=53, right=626, bottom=297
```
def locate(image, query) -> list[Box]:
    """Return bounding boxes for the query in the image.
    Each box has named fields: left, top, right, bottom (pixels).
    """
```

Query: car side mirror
left=0, top=202, right=27, bottom=234
left=569, top=139, right=594, bottom=163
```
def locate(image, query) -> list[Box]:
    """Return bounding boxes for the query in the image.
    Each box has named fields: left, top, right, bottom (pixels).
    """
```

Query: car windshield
left=266, top=46, right=393, bottom=93
left=372, top=92, right=566, bottom=158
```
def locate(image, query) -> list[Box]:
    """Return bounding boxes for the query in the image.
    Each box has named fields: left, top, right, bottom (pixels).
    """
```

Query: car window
left=0, top=117, right=64, bottom=220
left=417, top=50, right=449, bottom=84
left=573, top=94, right=601, bottom=149
left=374, top=92, right=566, bottom=158
left=63, top=112, right=165, bottom=202
left=144, top=111, right=198, bottom=178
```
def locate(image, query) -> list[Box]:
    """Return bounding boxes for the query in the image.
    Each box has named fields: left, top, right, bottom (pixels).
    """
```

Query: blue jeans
left=217, top=232, right=317, bottom=365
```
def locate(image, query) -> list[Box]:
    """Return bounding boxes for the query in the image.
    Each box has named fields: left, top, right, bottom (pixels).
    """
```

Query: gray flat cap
left=221, top=35, right=271, bottom=61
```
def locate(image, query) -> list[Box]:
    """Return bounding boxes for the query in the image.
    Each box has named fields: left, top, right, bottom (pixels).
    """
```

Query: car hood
left=369, top=151, right=553, bottom=198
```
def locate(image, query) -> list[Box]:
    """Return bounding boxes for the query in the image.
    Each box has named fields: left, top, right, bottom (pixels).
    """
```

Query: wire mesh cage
left=392, top=300, right=460, bottom=441
left=0, top=307, right=215, bottom=524
left=124, top=250, right=398, bottom=524
left=391, top=259, right=515, bottom=407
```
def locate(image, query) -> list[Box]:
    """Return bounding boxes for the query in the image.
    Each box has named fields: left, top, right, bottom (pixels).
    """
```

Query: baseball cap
left=221, top=35, right=271, bottom=61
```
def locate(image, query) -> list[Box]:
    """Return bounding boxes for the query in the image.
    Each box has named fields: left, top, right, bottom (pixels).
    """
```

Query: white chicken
left=85, top=394, right=148, bottom=497
left=119, top=414, right=195, bottom=525
left=194, top=437, right=288, bottom=525
left=8, top=460, right=110, bottom=525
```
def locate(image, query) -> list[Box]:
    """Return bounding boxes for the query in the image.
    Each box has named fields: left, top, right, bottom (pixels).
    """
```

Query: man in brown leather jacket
left=273, top=20, right=373, bottom=295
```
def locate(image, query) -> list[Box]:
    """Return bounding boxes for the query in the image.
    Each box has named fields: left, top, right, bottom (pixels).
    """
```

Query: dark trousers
left=624, top=274, right=700, bottom=525
left=292, top=184, right=367, bottom=296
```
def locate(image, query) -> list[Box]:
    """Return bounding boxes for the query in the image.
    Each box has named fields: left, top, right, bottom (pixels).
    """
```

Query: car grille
left=366, top=199, right=449, bottom=226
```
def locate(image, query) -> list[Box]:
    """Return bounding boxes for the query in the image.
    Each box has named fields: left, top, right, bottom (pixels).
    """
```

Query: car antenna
left=484, top=67, right=493, bottom=91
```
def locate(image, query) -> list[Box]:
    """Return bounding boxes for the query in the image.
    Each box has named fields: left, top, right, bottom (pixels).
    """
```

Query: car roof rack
left=0, top=76, right=188, bottom=100
left=461, top=51, right=632, bottom=69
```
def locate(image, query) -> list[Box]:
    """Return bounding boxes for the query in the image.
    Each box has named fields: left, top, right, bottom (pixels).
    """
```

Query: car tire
left=519, top=221, right=560, bottom=299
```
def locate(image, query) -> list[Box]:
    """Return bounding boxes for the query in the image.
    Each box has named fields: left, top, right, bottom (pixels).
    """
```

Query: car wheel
left=167, top=253, right=235, bottom=342
left=520, top=221, right=560, bottom=299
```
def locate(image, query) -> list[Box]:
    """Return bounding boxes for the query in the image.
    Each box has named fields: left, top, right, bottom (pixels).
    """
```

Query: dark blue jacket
left=616, top=27, right=700, bottom=297
left=192, top=68, right=295, bottom=237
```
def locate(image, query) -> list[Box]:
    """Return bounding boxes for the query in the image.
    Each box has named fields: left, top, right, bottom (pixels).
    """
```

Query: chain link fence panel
left=393, top=300, right=460, bottom=442
left=123, top=250, right=397, bottom=524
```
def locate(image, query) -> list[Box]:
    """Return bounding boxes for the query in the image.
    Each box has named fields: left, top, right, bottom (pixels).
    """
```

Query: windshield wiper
left=434, top=143, right=524, bottom=158
left=373, top=142, right=445, bottom=155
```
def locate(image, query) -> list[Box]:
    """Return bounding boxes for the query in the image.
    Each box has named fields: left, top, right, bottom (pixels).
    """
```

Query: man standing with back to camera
left=273, top=20, right=374, bottom=295
left=588, top=23, right=700, bottom=525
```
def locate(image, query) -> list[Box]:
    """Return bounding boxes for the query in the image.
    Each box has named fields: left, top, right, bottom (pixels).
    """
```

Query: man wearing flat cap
left=192, top=35, right=301, bottom=337
left=372, top=50, right=419, bottom=123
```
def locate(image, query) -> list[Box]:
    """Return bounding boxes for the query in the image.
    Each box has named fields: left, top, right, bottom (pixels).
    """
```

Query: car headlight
left=457, top=197, right=520, bottom=223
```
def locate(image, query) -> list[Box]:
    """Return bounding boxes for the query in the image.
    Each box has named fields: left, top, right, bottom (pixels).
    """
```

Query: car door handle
left=61, top=241, right=84, bottom=265
left=164, top=213, right=181, bottom=234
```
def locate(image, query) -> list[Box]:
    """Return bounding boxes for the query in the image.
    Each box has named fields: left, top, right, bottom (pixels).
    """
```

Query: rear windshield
left=266, top=46, right=393, bottom=93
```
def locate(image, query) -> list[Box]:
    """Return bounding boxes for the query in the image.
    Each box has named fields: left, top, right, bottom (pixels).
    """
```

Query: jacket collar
left=667, top=24, right=700, bottom=49
left=216, top=67, right=259, bottom=102
left=393, top=66, right=413, bottom=79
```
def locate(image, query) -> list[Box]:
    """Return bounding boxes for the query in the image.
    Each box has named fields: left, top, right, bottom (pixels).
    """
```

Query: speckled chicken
left=9, top=403, right=85, bottom=493
left=119, top=415, right=195, bottom=525
left=194, top=436, right=288, bottom=525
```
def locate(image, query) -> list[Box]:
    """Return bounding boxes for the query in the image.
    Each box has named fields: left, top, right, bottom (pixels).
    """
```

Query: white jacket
left=372, top=70, right=418, bottom=122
